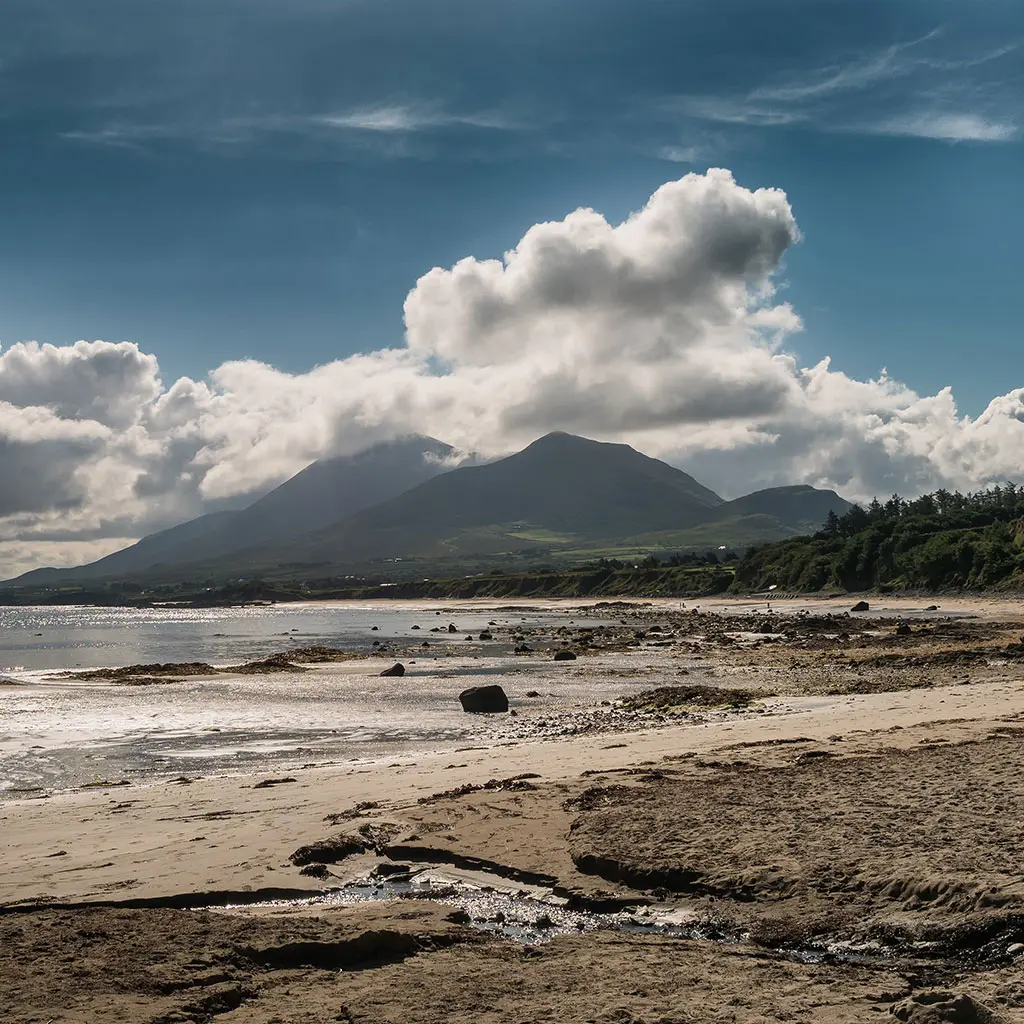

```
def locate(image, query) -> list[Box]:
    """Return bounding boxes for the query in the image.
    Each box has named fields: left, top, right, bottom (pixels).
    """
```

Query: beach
left=3, top=596, right=1024, bottom=1022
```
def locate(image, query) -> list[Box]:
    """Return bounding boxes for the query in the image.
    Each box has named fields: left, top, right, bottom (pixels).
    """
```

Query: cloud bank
left=1, top=168, right=1022, bottom=577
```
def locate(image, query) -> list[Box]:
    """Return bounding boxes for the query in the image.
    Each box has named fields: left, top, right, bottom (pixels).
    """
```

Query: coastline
left=4, top=596, right=1024, bottom=1022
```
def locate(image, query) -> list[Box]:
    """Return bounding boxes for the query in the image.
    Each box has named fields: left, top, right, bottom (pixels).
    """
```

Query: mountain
left=713, top=485, right=852, bottom=532
left=6, top=432, right=852, bottom=587
left=255, top=431, right=726, bottom=565
left=8, top=435, right=457, bottom=584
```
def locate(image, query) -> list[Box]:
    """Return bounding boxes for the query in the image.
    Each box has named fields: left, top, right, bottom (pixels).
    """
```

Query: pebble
left=1009, top=943, right=1024, bottom=956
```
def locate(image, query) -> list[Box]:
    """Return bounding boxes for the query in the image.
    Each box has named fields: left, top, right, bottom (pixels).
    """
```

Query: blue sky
left=1, top=0, right=1021, bottom=414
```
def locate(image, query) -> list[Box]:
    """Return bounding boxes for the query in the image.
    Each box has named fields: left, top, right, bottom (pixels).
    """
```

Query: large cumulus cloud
left=1, top=168, right=1021, bottom=578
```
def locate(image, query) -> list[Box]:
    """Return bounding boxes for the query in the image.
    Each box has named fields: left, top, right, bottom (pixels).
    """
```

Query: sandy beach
left=3, top=596, right=1024, bottom=1022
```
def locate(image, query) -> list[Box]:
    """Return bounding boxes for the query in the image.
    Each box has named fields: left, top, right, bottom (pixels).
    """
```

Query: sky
left=0, top=0, right=1022, bottom=577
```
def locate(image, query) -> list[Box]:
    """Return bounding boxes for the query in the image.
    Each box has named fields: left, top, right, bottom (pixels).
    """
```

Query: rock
left=445, top=909, right=471, bottom=924
left=411, top=625, right=420, bottom=630
left=478, top=630, right=493, bottom=640
left=514, top=644, right=534, bottom=654
left=525, top=690, right=541, bottom=697
left=299, top=863, right=331, bottom=879
left=290, top=833, right=365, bottom=866
left=850, top=601, right=870, bottom=612
left=1009, top=942, right=1024, bottom=956
left=459, top=684, right=509, bottom=713
left=380, top=663, right=405, bottom=677
left=925, top=604, right=939, bottom=611
left=895, top=622, right=911, bottom=636
left=371, top=625, right=379, bottom=631
left=889, top=991, right=996, bottom=1023
left=448, top=623, right=458, bottom=633
left=553, top=650, right=578, bottom=661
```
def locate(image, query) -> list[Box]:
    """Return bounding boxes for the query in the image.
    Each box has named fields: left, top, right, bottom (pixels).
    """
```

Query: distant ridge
left=5, top=432, right=852, bottom=586
left=8, top=434, right=457, bottom=585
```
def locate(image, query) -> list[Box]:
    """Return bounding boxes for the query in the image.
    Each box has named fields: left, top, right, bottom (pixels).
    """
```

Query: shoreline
left=6, top=671, right=1024, bottom=910
left=4, top=597, right=1024, bottom=1022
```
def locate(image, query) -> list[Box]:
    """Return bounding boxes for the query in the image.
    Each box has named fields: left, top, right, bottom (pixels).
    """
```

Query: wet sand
left=3, top=596, right=1024, bottom=1022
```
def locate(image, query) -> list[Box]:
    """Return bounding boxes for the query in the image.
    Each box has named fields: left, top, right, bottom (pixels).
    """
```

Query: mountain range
left=7, top=432, right=850, bottom=586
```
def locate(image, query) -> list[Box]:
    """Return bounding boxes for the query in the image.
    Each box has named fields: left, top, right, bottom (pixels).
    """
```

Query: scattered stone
left=895, top=623, right=912, bottom=636
left=411, top=625, right=420, bottom=630
left=298, top=864, right=331, bottom=879
left=478, top=630, right=493, bottom=640
left=448, top=623, right=458, bottom=633
left=380, top=663, right=405, bottom=677
left=252, top=776, right=297, bottom=789
left=459, top=684, right=509, bottom=713
left=525, top=690, right=541, bottom=698
left=553, top=650, right=578, bottom=661
left=371, top=625, right=379, bottom=630
left=1009, top=942, right=1024, bottom=956
left=445, top=909, right=472, bottom=925
left=851, top=601, right=870, bottom=612
left=925, top=604, right=940, bottom=611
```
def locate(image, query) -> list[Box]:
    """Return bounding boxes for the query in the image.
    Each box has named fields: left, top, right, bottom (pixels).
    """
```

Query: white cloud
left=674, top=33, right=1020, bottom=145
left=864, top=111, right=1018, bottom=142
left=316, top=105, right=511, bottom=132
left=1, top=168, right=1023, bottom=578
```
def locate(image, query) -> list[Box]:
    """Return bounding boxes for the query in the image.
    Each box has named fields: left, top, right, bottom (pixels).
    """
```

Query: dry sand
left=3, top=595, right=1024, bottom=1023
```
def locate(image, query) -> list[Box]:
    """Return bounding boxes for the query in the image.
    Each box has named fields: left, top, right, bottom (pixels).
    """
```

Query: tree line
left=733, top=483, right=1024, bottom=593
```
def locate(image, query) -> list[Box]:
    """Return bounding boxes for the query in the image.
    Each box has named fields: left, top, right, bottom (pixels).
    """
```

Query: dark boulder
left=448, top=623, right=458, bottom=633
left=478, top=630, right=493, bottom=640
left=459, top=684, right=509, bottom=713
left=380, top=663, right=405, bottom=677
left=895, top=622, right=911, bottom=636
left=290, top=833, right=365, bottom=866
left=553, top=650, right=578, bottom=661
left=850, top=601, right=870, bottom=612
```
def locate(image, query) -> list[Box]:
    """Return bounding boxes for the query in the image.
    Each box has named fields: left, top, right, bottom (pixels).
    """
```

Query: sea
left=0, top=601, right=631, bottom=799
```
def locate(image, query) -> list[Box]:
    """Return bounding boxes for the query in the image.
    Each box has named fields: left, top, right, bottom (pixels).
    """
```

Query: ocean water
left=0, top=601, right=574, bottom=673
left=0, top=601, right=632, bottom=798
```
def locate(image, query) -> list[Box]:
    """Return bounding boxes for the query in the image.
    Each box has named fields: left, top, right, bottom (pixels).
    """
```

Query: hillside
left=732, top=486, right=1024, bottom=593
left=714, top=485, right=850, bottom=529
left=216, top=432, right=726, bottom=569
left=183, top=433, right=849, bottom=578
left=7, top=435, right=456, bottom=584
left=5, top=432, right=853, bottom=589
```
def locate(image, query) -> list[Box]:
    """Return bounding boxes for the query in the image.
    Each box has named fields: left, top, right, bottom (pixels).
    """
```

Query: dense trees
left=733, top=484, right=1024, bottom=592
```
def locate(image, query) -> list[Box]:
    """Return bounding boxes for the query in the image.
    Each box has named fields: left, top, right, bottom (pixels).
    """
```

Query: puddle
left=213, top=869, right=896, bottom=964
left=217, top=870, right=721, bottom=946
